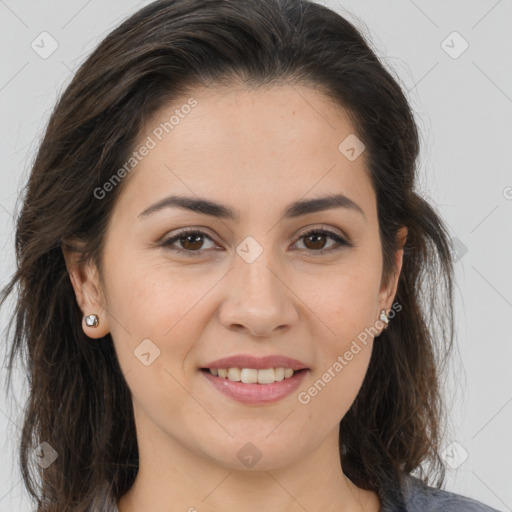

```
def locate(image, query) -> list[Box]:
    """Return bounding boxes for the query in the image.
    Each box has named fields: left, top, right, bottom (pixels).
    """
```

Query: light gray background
left=1, top=1, right=511, bottom=511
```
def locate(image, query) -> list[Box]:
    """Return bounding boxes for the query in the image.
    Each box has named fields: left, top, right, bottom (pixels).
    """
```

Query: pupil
left=306, top=233, right=325, bottom=250
left=183, top=233, right=203, bottom=250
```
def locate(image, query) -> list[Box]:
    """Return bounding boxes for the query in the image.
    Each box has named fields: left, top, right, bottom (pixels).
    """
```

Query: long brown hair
left=1, top=0, right=455, bottom=510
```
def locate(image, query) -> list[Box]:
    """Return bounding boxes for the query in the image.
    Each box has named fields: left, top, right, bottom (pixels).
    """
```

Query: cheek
left=106, top=251, right=213, bottom=336
left=104, top=253, right=229, bottom=391
left=298, top=259, right=380, bottom=399
left=104, top=258, right=204, bottom=418
left=301, top=261, right=381, bottom=338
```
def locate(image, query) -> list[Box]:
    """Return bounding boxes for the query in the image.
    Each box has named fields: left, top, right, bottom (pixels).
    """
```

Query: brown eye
left=295, top=229, right=350, bottom=254
left=302, top=231, right=329, bottom=250
left=179, top=232, right=205, bottom=251
left=161, top=229, right=217, bottom=255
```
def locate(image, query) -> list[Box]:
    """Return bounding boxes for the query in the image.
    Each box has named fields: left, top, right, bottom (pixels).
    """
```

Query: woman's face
left=68, top=83, right=405, bottom=471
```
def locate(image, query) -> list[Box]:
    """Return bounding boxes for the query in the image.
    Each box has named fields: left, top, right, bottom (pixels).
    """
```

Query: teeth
left=227, top=368, right=241, bottom=381
left=208, top=367, right=297, bottom=384
left=274, top=367, right=285, bottom=381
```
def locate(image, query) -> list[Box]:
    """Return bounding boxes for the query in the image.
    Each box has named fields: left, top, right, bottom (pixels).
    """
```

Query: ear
left=61, top=239, right=111, bottom=339
left=377, top=226, right=408, bottom=326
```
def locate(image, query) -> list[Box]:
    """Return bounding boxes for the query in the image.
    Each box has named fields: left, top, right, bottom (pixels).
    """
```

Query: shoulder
left=398, top=473, right=503, bottom=512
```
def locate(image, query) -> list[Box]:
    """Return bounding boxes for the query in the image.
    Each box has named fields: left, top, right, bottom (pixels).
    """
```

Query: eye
left=161, top=229, right=218, bottom=256
left=160, top=227, right=353, bottom=256
left=293, top=228, right=352, bottom=255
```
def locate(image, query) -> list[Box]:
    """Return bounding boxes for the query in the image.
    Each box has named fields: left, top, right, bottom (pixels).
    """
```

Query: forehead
left=114, top=83, right=376, bottom=223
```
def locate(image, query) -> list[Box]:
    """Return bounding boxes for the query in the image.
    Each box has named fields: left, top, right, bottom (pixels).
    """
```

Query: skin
left=64, top=82, right=407, bottom=512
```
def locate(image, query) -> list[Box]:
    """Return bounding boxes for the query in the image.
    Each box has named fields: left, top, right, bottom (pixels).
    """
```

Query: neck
left=117, top=413, right=380, bottom=512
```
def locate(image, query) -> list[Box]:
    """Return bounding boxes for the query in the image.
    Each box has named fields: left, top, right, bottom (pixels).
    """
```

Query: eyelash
left=160, top=227, right=353, bottom=257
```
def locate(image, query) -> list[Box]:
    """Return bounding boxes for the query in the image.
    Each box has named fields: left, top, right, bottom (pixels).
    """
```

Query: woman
left=0, top=0, right=501, bottom=511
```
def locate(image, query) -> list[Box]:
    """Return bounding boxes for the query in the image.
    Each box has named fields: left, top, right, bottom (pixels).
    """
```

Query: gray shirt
left=379, top=472, right=502, bottom=511
left=107, top=472, right=503, bottom=511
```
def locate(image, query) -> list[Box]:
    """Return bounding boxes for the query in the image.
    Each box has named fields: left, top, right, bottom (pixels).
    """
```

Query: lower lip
left=200, top=369, right=309, bottom=405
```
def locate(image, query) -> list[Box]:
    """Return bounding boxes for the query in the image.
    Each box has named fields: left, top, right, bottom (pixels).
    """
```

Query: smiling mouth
left=199, top=367, right=309, bottom=405
left=200, top=367, right=308, bottom=385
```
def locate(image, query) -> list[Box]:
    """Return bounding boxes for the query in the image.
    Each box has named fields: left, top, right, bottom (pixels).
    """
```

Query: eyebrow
left=138, top=193, right=366, bottom=222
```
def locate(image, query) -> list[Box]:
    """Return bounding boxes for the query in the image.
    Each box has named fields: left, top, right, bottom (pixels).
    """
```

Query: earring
left=379, top=309, right=389, bottom=328
left=84, top=314, right=99, bottom=328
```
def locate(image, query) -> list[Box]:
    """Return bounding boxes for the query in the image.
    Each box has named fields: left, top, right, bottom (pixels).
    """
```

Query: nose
left=217, top=245, right=298, bottom=338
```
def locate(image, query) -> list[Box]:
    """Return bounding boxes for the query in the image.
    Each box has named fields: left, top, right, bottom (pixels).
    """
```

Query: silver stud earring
left=379, top=309, right=389, bottom=328
left=84, top=314, right=99, bottom=328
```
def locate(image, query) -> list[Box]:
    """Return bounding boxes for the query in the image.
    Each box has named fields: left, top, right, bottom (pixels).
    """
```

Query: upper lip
left=202, top=354, right=309, bottom=371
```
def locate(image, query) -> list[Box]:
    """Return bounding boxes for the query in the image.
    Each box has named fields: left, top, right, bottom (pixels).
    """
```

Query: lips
left=201, top=354, right=309, bottom=371
left=201, top=367, right=309, bottom=404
